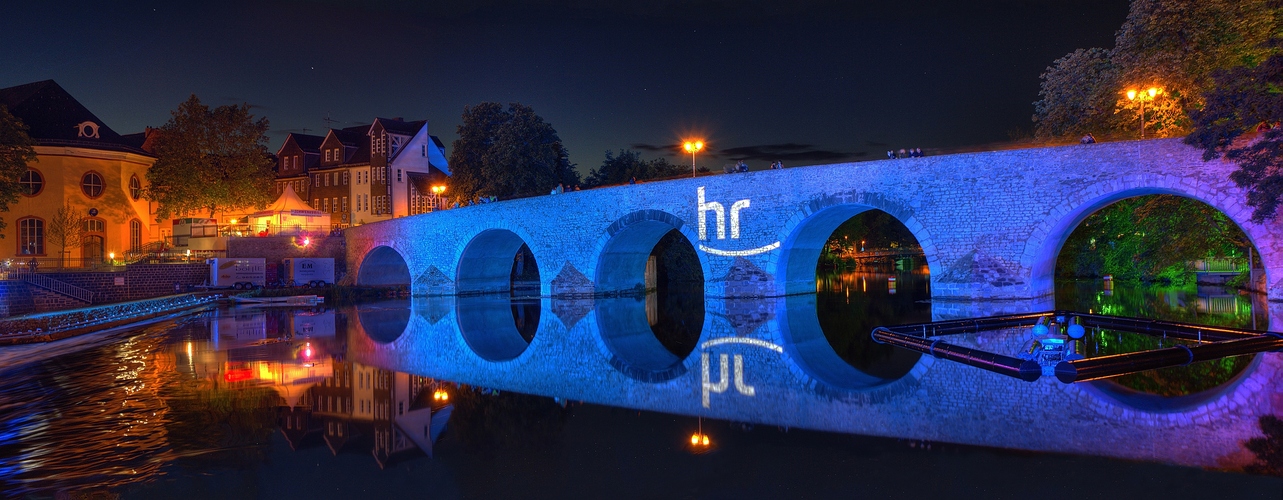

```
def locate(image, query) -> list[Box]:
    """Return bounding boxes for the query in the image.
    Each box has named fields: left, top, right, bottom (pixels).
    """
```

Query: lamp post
left=431, top=185, right=446, bottom=211
left=1125, top=87, right=1162, bottom=139
left=683, top=140, right=704, bottom=178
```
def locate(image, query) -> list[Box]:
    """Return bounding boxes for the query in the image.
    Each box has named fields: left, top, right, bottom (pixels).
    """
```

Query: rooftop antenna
left=322, top=113, right=339, bottom=129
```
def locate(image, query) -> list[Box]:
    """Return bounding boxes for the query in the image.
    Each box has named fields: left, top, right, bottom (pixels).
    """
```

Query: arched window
left=20, top=168, right=43, bottom=196
left=129, top=175, right=142, bottom=200
left=81, top=171, right=104, bottom=198
left=129, top=219, right=142, bottom=250
left=83, top=218, right=105, bottom=234
left=18, top=217, right=44, bottom=255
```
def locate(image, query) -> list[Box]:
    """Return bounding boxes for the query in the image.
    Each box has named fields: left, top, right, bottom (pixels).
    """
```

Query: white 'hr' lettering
left=697, top=187, right=750, bottom=241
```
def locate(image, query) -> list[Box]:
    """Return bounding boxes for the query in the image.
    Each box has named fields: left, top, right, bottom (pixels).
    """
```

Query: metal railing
left=7, top=270, right=96, bottom=304
left=178, top=224, right=342, bottom=239
left=3, top=257, right=112, bottom=272
left=1193, top=259, right=1245, bottom=273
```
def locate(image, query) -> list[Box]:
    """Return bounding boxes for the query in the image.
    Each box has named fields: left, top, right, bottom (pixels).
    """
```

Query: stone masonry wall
left=344, top=138, right=1283, bottom=307
left=2, top=263, right=211, bottom=315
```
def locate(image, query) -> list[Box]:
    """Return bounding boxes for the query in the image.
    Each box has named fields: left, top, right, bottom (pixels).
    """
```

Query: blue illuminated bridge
left=342, top=138, right=1283, bottom=468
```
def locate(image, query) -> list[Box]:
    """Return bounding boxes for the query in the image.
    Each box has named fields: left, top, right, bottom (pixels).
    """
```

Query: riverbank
left=0, top=293, right=221, bottom=345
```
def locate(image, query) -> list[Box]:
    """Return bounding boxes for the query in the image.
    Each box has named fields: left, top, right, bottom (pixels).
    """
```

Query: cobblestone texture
left=344, top=139, right=1283, bottom=303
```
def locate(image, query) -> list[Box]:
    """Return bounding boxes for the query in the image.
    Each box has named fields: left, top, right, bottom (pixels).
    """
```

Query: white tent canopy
left=249, top=184, right=330, bottom=235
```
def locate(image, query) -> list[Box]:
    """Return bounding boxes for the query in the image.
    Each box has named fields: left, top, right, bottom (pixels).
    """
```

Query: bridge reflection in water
left=341, top=275, right=1283, bottom=470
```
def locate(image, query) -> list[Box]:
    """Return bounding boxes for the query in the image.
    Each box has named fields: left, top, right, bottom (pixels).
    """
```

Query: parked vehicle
left=208, top=258, right=266, bottom=289
left=282, top=258, right=335, bottom=287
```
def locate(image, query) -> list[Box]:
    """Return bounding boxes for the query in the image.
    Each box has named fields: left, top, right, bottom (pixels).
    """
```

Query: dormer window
left=325, top=150, right=332, bottom=162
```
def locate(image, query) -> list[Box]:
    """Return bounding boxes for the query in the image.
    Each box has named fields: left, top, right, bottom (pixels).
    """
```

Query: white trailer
left=208, top=258, right=266, bottom=289
left=283, top=258, right=335, bottom=287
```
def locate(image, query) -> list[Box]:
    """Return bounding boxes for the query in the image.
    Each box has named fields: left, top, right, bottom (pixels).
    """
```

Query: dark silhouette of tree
left=1187, top=41, right=1283, bottom=222
left=585, top=149, right=685, bottom=187
left=1246, top=415, right=1283, bottom=476
left=1033, top=48, right=1122, bottom=138
left=0, top=104, right=36, bottom=235
left=448, top=102, right=579, bottom=201
left=145, top=95, right=275, bottom=220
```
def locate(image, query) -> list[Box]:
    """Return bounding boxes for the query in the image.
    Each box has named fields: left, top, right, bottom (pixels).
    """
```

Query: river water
left=0, top=272, right=1279, bottom=499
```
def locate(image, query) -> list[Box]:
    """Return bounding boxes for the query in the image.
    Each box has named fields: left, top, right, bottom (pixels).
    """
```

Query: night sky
left=2, top=1, right=1129, bottom=173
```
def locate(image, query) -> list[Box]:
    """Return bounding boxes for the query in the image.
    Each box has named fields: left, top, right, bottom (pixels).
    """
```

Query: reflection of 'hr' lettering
left=697, top=187, right=751, bottom=241
left=701, top=352, right=755, bottom=408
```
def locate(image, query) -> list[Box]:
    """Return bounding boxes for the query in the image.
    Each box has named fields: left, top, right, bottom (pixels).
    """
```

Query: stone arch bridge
left=346, top=138, right=1283, bottom=306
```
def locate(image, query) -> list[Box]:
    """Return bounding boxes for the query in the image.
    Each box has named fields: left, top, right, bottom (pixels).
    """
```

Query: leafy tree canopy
left=584, top=149, right=685, bottom=187
left=0, top=104, right=37, bottom=236
left=448, top=102, right=579, bottom=201
left=1056, top=195, right=1251, bottom=282
left=1186, top=41, right=1283, bottom=222
left=1034, top=0, right=1281, bottom=139
left=145, top=95, right=274, bottom=220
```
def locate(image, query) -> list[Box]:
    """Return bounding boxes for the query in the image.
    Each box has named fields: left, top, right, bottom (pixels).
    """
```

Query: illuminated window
left=81, top=172, right=104, bottom=198
left=19, top=169, right=42, bottom=196
left=342, top=196, right=347, bottom=213
left=83, top=218, right=105, bottom=233
left=323, top=198, right=329, bottom=212
left=18, top=218, right=44, bottom=255
left=325, top=149, right=331, bottom=161
left=129, top=175, right=142, bottom=200
left=129, top=219, right=142, bottom=250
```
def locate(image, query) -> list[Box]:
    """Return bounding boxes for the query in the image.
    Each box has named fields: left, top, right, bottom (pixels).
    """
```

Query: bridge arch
left=774, top=201, right=939, bottom=296
left=593, top=209, right=708, bottom=295
left=456, top=228, right=540, bottom=295
left=590, top=210, right=707, bottom=382
left=355, top=299, right=412, bottom=343
left=358, top=245, right=411, bottom=286
left=1023, top=177, right=1278, bottom=299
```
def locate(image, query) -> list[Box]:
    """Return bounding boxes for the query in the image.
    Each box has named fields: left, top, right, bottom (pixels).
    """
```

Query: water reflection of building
left=178, top=307, right=340, bottom=407
left=280, top=360, right=443, bottom=468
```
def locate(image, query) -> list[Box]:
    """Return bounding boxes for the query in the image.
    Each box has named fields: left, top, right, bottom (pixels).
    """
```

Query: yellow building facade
left=1, top=80, right=166, bottom=265
left=3, top=146, right=160, bottom=262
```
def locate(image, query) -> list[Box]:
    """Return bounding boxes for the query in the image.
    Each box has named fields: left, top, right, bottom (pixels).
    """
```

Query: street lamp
left=1125, top=87, right=1162, bottom=139
left=431, top=185, right=446, bottom=211
left=683, top=140, right=704, bottom=178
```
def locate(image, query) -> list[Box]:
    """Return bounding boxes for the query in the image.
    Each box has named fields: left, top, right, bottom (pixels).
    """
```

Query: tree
left=0, top=104, right=37, bottom=236
left=584, top=149, right=686, bottom=187
left=1186, top=42, right=1283, bottom=222
left=145, top=95, right=275, bottom=220
left=1246, top=415, right=1283, bottom=476
left=46, top=203, right=83, bottom=269
left=1034, top=0, right=1281, bottom=139
left=1056, top=195, right=1251, bottom=282
left=1033, top=48, right=1122, bottom=138
left=448, top=102, right=579, bottom=201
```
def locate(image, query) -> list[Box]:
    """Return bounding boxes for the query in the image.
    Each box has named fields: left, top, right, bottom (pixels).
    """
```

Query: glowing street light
left=1125, top=86, right=1162, bottom=139
left=431, top=185, right=447, bottom=211
left=683, top=140, right=704, bottom=178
